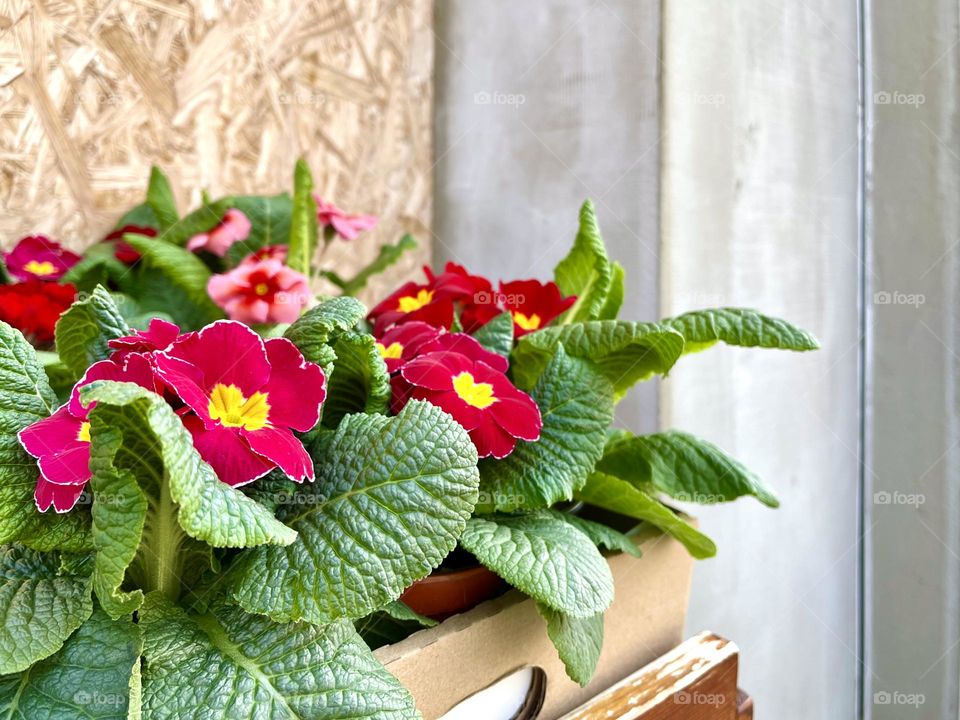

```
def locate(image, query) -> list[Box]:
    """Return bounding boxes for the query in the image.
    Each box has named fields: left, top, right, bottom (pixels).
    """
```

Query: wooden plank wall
left=0, top=0, right=433, bottom=297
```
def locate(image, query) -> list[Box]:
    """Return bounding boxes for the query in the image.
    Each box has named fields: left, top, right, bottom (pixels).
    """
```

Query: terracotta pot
left=400, top=565, right=505, bottom=620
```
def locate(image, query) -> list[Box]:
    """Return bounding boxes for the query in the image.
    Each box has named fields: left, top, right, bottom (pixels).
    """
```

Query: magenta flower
left=313, top=195, right=378, bottom=240
left=187, top=209, right=252, bottom=257
left=155, top=321, right=326, bottom=487
left=375, top=321, right=508, bottom=374
left=19, top=354, right=160, bottom=512
left=207, top=248, right=311, bottom=324
left=108, top=318, right=183, bottom=360
left=4, top=235, right=80, bottom=281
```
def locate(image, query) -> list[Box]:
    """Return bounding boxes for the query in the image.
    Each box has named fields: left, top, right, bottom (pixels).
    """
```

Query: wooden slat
left=559, top=632, right=741, bottom=720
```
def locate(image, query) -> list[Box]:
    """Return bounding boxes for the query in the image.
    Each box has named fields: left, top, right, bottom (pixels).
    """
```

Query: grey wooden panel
left=659, top=1, right=861, bottom=717
left=865, top=1, right=960, bottom=718
left=433, top=0, right=661, bottom=432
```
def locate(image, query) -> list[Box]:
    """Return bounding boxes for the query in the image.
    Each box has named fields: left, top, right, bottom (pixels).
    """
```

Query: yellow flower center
left=452, top=371, right=496, bottom=409
left=376, top=341, right=404, bottom=360
left=397, top=289, right=434, bottom=313
left=24, top=260, right=57, bottom=276
left=254, top=283, right=270, bottom=296
left=208, top=384, right=270, bottom=431
left=77, top=421, right=91, bottom=443
left=513, top=311, right=541, bottom=331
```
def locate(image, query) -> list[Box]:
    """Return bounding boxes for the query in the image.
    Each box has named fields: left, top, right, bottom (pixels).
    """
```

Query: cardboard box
left=374, top=523, right=695, bottom=719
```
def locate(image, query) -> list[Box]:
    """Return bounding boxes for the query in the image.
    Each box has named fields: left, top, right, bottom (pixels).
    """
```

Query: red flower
left=398, top=351, right=541, bottom=459
left=0, top=281, right=76, bottom=347
left=375, top=321, right=508, bottom=374
left=103, top=225, right=158, bottom=264
left=368, top=263, right=494, bottom=334
left=155, top=321, right=326, bottom=487
left=498, top=279, right=576, bottom=337
left=314, top=195, right=378, bottom=240
left=19, top=354, right=160, bottom=512
left=108, top=318, right=183, bottom=359
left=4, top=236, right=80, bottom=281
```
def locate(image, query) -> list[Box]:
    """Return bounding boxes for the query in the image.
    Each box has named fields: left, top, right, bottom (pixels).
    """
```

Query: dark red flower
left=498, top=279, right=577, bottom=337
left=398, top=351, right=541, bottom=459
left=103, top=225, right=158, bottom=264
left=4, top=236, right=80, bottom=281
left=375, top=321, right=508, bottom=374
left=0, top=281, right=76, bottom=347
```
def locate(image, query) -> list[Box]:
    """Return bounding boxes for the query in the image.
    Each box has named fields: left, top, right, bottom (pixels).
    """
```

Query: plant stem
left=150, top=478, right=182, bottom=603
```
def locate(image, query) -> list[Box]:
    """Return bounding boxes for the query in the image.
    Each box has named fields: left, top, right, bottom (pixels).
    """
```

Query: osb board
left=0, top=0, right=433, bottom=301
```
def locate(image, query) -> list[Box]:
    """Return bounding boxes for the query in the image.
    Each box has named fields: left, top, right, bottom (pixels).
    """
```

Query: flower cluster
left=19, top=318, right=326, bottom=512
left=207, top=246, right=312, bottom=324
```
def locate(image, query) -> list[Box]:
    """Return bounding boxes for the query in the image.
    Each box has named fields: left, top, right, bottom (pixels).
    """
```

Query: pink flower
left=108, top=318, right=183, bottom=360
left=155, top=321, right=326, bottom=487
left=207, top=248, right=311, bottom=324
left=187, top=209, right=252, bottom=257
left=4, top=235, right=80, bottom=281
left=314, top=195, right=378, bottom=240
left=18, top=354, right=160, bottom=513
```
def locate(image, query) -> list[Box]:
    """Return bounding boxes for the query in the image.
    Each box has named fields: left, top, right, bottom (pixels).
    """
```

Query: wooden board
left=0, top=0, right=432, bottom=301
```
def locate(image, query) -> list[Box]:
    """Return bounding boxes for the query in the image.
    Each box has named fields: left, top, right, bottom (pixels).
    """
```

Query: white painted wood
left=864, top=2, right=960, bottom=718
left=433, top=0, right=662, bottom=432
left=660, top=1, right=861, bottom=717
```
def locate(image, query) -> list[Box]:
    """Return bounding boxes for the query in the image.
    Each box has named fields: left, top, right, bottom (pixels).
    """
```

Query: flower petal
left=411, top=387, right=484, bottom=431
left=19, top=405, right=85, bottom=456
left=69, top=353, right=160, bottom=416
left=165, top=320, right=271, bottom=394
left=469, top=417, right=518, bottom=459
left=242, top=426, right=314, bottom=483
left=422, top=333, right=509, bottom=373
left=38, top=443, right=91, bottom=487
left=155, top=355, right=214, bottom=424
left=35, top=476, right=86, bottom=513
left=260, top=338, right=326, bottom=432
left=183, top=415, right=274, bottom=487
left=400, top=351, right=472, bottom=391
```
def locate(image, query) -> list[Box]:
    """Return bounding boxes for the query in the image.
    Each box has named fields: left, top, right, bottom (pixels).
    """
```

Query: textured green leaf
left=224, top=195, right=293, bottom=264
left=597, top=261, right=625, bottom=320
left=0, top=608, right=141, bottom=719
left=459, top=512, right=613, bottom=617
left=115, top=202, right=158, bottom=229
left=287, top=159, right=318, bottom=275
left=80, top=382, right=296, bottom=551
left=478, top=346, right=613, bottom=512
left=663, top=307, right=820, bottom=355
left=140, top=594, right=418, bottom=720
left=554, top=200, right=613, bottom=323
left=538, top=603, right=603, bottom=686
left=322, top=331, right=391, bottom=427
left=61, top=243, right=130, bottom=294
left=147, top=167, right=178, bottom=231
left=54, top=286, right=129, bottom=379
left=0, top=545, right=92, bottom=674
left=283, top=296, right=367, bottom=374
left=471, top=311, right=515, bottom=358
left=123, top=236, right=224, bottom=329
left=231, top=400, right=479, bottom=625
left=323, top=234, right=418, bottom=295
left=576, top=472, right=716, bottom=559
left=355, top=601, right=437, bottom=651
left=551, top=511, right=642, bottom=558
left=0, top=322, right=90, bottom=553
left=512, top=320, right=685, bottom=395
left=599, top=430, right=778, bottom=508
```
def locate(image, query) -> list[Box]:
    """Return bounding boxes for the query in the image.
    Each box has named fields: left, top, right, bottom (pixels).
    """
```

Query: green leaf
left=123, top=235, right=224, bottom=329
left=322, top=331, right=391, bottom=427
left=54, top=286, right=130, bottom=379
left=478, top=346, right=613, bottom=512
left=283, top=296, right=367, bottom=373
left=471, top=311, right=515, bottom=358
left=598, top=430, right=778, bottom=508
left=140, top=594, right=418, bottom=720
left=147, top=167, right=178, bottom=231
left=224, top=195, right=293, bottom=265
left=512, top=321, right=685, bottom=396
left=287, top=159, right=318, bottom=275
left=0, top=608, right=141, bottom=719
left=459, top=512, right=614, bottom=617
left=61, top=243, right=130, bottom=293
left=538, top=604, right=603, bottom=686
left=154, top=198, right=233, bottom=248
left=576, top=472, right=716, bottom=559
left=80, top=382, right=296, bottom=550
left=323, top=234, right=418, bottom=296
left=597, top=261, right=625, bottom=320
left=551, top=511, right=642, bottom=558
left=0, top=322, right=90, bottom=553
left=231, top=400, right=479, bottom=625
left=662, top=307, right=820, bottom=355
left=115, top=202, right=158, bottom=229
left=0, top=545, right=93, bottom=674
left=355, top=601, right=437, bottom=651
left=554, top=199, right=613, bottom=323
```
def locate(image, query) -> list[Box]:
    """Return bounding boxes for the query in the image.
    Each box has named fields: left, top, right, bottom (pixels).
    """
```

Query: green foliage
left=287, top=159, right=318, bottom=275
left=355, top=601, right=438, bottom=650
left=554, top=200, right=614, bottom=323
left=663, top=307, right=820, bottom=355
left=54, top=286, right=129, bottom=379
left=471, top=311, right=515, bottom=358
left=147, top=167, right=179, bottom=231
left=224, top=194, right=293, bottom=264
left=321, top=331, right=391, bottom=427
left=597, top=260, right=625, bottom=320
left=552, top=510, right=642, bottom=558
left=323, top=234, right=418, bottom=295
left=538, top=604, right=604, bottom=686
